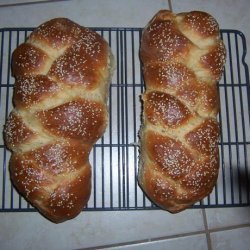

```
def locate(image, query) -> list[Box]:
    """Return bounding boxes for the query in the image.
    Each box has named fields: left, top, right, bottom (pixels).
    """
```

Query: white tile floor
left=206, top=207, right=250, bottom=229
left=108, top=234, right=208, bottom=250
left=0, top=0, right=249, bottom=249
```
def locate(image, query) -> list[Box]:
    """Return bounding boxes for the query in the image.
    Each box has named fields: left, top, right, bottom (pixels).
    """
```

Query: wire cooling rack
left=0, top=27, right=249, bottom=212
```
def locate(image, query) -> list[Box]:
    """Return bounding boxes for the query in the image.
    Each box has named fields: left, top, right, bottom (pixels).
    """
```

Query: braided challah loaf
left=4, top=18, right=114, bottom=223
left=139, top=10, right=226, bottom=212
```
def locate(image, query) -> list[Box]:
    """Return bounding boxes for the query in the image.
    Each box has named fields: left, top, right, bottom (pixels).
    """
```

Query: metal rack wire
left=0, top=27, right=249, bottom=212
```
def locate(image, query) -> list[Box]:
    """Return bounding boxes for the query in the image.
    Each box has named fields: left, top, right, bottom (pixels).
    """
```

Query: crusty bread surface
left=4, top=18, right=114, bottom=223
left=139, top=10, right=226, bottom=212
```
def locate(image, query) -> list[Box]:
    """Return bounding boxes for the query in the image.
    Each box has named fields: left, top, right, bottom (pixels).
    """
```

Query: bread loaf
left=4, top=18, right=114, bottom=223
left=139, top=10, right=226, bottom=212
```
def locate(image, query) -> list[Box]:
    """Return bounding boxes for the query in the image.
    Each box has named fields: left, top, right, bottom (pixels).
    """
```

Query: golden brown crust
left=139, top=10, right=225, bottom=213
left=4, top=111, right=37, bottom=150
left=140, top=17, right=192, bottom=65
left=37, top=99, right=107, bottom=143
left=143, top=91, right=193, bottom=128
left=9, top=141, right=91, bottom=223
left=178, top=11, right=220, bottom=38
left=29, top=18, right=81, bottom=50
left=12, top=43, right=51, bottom=76
left=14, top=75, right=60, bottom=109
left=47, top=33, right=109, bottom=88
left=4, top=18, right=114, bottom=223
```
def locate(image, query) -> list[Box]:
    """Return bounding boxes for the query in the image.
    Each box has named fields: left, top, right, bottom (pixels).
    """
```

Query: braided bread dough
left=4, top=18, right=114, bottom=223
left=139, top=10, right=226, bottom=212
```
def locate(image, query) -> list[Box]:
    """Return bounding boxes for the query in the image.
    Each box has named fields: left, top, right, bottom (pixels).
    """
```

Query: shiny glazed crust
left=139, top=10, right=226, bottom=213
left=4, top=18, right=114, bottom=223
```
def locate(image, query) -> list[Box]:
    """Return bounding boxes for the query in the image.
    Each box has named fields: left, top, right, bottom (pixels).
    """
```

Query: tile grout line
left=82, top=219, right=250, bottom=249
left=168, top=0, right=173, bottom=11
left=209, top=223, right=250, bottom=233
left=87, top=221, right=250, bottom=250
left=87, top=231, right=207, bottom=250
left=0, top=0, right=71, bottom=8
left=202, top=209, right=212, bottom=250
